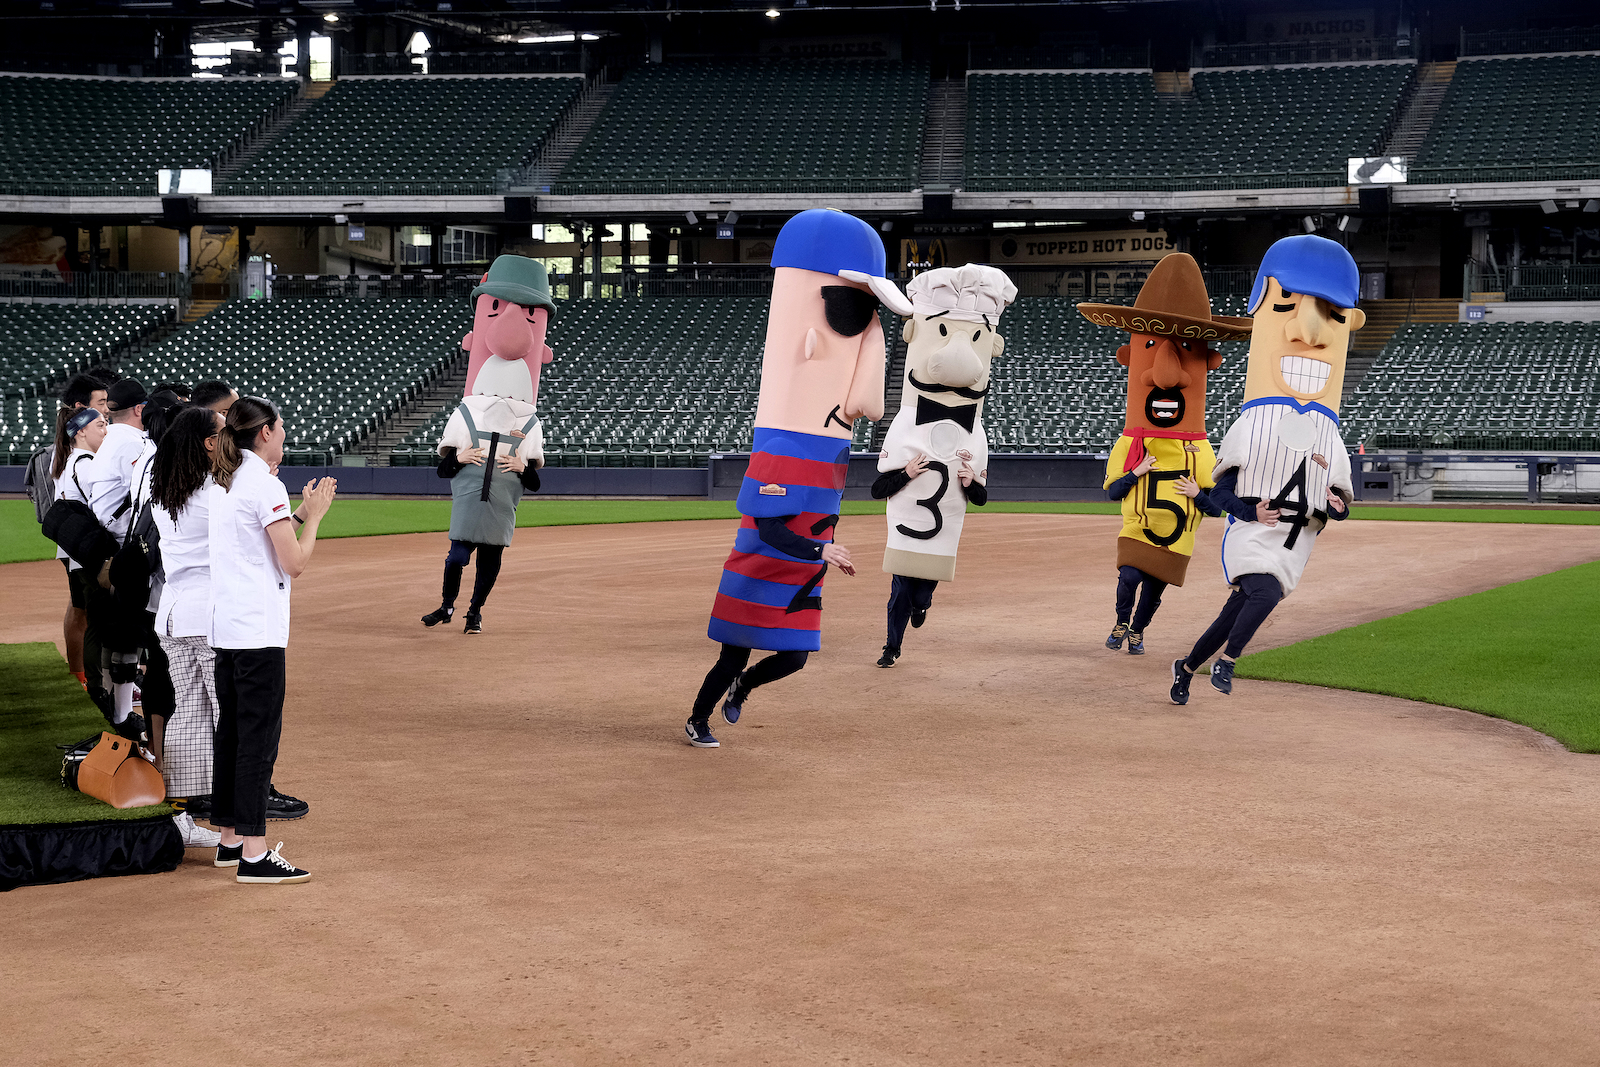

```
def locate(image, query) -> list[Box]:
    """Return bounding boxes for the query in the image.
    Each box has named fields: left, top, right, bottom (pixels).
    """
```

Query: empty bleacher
left=222, top=75, right=582, bottom=195
left=556, top=61, right=927, bottom=194
left=966, top=63, right=1411, bottom=190
left=1343, top=320, right=1600, bottom=451
left=116, top=298, right=463, bottom=460
left=1411, top=55, right=1600, bottom=184
left=0, top=74, right=294, bottom=195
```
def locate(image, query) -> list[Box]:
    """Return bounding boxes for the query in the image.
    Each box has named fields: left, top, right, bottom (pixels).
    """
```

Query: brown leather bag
left=76, top=732, right=167, bottom=809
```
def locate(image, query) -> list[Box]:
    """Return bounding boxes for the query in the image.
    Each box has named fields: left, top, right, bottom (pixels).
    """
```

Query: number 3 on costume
left=894, top=460, right=951, bottom=541
left=1142, top=469, right=1188, bottom=548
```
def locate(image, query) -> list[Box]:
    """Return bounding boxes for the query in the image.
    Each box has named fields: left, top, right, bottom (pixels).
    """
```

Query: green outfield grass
left=1238, top=560, right=1600, bottom=753
left=0, top=642, right=173, bottom=825
left=4, top=498, right=1597, bottom=565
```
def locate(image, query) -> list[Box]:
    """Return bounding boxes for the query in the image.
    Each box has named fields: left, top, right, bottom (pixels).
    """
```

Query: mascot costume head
left=1080, top=253, right=1250, bottom=586
left=875, top=264, right=1016, bottom=582
left=1213, top=234, right=1365, bottom=597
left=707, top=209, right=896, bottom=653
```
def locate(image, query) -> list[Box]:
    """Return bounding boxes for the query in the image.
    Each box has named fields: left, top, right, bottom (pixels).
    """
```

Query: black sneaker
left=911, top=607, right=928, bottom=628
left=721, top=674, right=747, bottom=725
left=174, top=794, right=213, bottom=820
left=685, top=718, right=719, bottom=748
left=876, top=646, right=900, bottom=668
left=463, top=611, right=483, bottom=635
left=421, top=605, right=453, bottom=627
left=1170, top=659, right=1194, bottom=706
left=113, top=711, right=148, bottom=744
left=1105, top=621, right=1129, bottom=650
left=1126, top=629, right=1145, bottom=656
left=1210, top=657, right=1235, bottom=695
left=215, top=842, right=242, bottom=868
left=266, top=785, right=309, bottom=821
left=236, top=842, right=311, bottom=884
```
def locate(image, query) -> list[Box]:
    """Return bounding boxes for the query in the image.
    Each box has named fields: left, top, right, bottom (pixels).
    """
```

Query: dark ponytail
left=50, top=406, right=74, bottom=479
left=152, top=406, right=221, bottom=517
left=214, top=395, right=279, bottom=491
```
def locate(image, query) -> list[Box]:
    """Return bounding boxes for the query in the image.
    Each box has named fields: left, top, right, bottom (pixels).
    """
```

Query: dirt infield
left=4, top=513, right=1600, bottom=1066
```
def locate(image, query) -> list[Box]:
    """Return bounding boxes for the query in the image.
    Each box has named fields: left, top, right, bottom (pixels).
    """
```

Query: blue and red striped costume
left=708, top=427, right=850, bottom=652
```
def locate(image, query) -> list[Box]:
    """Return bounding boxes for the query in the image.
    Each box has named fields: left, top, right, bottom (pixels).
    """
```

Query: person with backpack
left=49, top=407, right=109, bottom=690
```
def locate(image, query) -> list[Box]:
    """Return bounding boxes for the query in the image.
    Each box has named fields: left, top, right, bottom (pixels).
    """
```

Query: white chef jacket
left=54, top=447, right=95, bottom=571
left=131, top=440, right=163, bottom=612
left=82, top=422, right=146, bottom=541
left=155, top=475, right=214, bottom=640
left=208, top=450, right=293, bottom=650
left=878, top=399, right=988, bottom=583
left=1214, top=398, right=1353, bottom=597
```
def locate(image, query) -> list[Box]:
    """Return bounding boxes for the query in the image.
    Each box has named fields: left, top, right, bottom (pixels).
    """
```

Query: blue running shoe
left=685, top=718, right=719, bottom=748
left=1105, top=621, right=1129, bottom=650
left=1126, top=629, right=1145, bottom=656
left=1210, top=657, right=1235, bottom=695
left=721, top=674, right=747, bottom=725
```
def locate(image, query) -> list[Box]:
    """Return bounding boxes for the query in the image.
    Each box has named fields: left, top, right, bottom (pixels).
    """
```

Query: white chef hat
left=905, top=264, right=1018, bottom=325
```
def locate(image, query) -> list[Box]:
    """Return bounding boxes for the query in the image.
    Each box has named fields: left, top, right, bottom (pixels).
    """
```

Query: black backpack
left=39, top=453, right=126, bottom=577
left=22, top=445, right=54, bottom=523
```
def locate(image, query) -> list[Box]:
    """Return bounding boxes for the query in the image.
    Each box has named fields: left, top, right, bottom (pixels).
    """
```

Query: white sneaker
left=174, top=811, right=222, bottom=848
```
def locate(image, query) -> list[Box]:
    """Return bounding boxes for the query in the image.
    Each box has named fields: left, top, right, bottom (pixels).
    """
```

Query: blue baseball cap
left=771, top=209, right=915, bottom=315
left=1248, top=234, right=1361, bottom=314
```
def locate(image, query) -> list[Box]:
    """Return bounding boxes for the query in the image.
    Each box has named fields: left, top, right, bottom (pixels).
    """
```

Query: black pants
left=139, top=610, right=176, bottom=721
left=83, top=581, right=142, bottom=720
left=1115, top=565, right=1168, bottom=632
left=443, top=540, right=505, bottom=611
left=692, top=643, right=809, bottom=720
left=886, top=574, right=938, bottom=653
left=1183, top=573, right=1284, bottom=669
left=213, top=647, right=287, bottom=837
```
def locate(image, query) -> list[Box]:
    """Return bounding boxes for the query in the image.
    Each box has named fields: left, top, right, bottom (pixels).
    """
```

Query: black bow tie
left=915, top=394, right=977, bottom=433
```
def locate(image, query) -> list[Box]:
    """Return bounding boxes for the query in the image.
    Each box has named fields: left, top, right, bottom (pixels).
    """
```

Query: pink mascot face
left=462, top=294, right=554, bottom=404
left=752, top=266, right=886, bottom=438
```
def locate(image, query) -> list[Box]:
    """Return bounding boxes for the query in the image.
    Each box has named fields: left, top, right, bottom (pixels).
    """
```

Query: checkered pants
left=158, top=634, right=219, bottom=798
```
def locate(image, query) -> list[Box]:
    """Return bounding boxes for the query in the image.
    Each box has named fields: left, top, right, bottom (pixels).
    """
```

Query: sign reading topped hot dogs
left=991, top=230, right=1178, bottom=266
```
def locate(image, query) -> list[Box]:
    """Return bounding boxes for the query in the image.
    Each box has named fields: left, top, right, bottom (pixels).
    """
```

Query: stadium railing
left=967, top=43, right=1151, bottom=69
left=548, top=177, right=920, bottom=196
left=218, top=179, right=506, bottom=197
left=0, top=271, right=191, bottom=301
left=965, top=170, right=1344, bottom=192
left=1459, top=25, right=1600, bottom=56
left=1197, top=38, right=1414, bottom=67
left=1409, top=162, right=1600, bottom=185
left=1003, top=266, right=1254, bottom=300
left=1463, top=264, right=1600, bottom=301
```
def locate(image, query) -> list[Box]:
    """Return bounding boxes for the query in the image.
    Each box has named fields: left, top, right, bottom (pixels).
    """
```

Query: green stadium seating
left=223, top=75, right=581, bottom=195
left=116, top=298, right=463, bottom=457
left=966, top=64, right=1412, bottom=190
left=0, top=74, right=293, bottom=194
left=1343, top=320, right=1600, bottom=451
left=557, top=61, right=927, bottom=194
left=0, top=303, right=169, bottom=399
left=1412, top=56, right=1600, bottom=183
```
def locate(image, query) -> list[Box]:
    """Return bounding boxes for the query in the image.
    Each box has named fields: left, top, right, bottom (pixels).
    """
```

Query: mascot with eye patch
left=1168, top=234, right=1366, bottom=706
left=419, top=255, right=555, bottom=636
left=864, top=264, right=1015, bottom=669
left=685, top=209, right=891, bottom=749
left=1079, top=253, right=1251, bottom=656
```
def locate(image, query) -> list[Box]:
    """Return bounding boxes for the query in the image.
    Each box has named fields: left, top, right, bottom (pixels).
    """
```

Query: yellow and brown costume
left=1103, top=434, right=1217, bottom=586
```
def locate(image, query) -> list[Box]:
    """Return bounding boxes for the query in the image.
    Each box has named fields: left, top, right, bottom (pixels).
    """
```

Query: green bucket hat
left=470, top=255, right=556, bottom=317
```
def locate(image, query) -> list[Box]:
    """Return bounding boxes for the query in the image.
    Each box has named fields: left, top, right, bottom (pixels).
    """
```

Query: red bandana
left=1123, top=426, right=1209, bottom=472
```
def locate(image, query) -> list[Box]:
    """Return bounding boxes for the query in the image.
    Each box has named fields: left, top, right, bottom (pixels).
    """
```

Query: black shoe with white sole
left=266, top=785, right=309, bottom=821
left=1170, top=659, right=1194, bottom=706
left=876, top=645, right=900, bottom=668
left=215, top=842, right=242, bottom=868
left=463, top=611, right=483, bottom=635
left=236, top=842, right=311, bottom=884
left=421, top=605, right=453, bottom=627
left=911, top=607, right=928, bottom=628
left=685, top=718, right=719, bottom=748
left=1210, top=657, right=1235, bottom=695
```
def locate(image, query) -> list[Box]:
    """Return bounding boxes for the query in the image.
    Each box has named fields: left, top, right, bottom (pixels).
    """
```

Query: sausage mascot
left=686, top=209, right=892, bottom=748
left=1169, top=234, right=1365, bottom=704
left=1078, top=253, right=1251, bottom=656
left=868, top=264, right=1015, bottom=668
left=420, top=255, right=555, bottom=635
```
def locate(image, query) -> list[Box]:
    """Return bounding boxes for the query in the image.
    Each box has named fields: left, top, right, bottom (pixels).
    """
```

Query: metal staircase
left=919, top=78, right=967, bottom=190
left=1151, top=71, right=1195, bottom=99
left=511, top=71, right=616, bottom=192
left=1342, top=297, right=1460, bottom=406
left=214, top=81, right=333, bottom=184
left=350, top=350, right=470, bottom=460
left=870, top=326, right=909, bottom=451
left=1381, top=61, right=1456, bottom=161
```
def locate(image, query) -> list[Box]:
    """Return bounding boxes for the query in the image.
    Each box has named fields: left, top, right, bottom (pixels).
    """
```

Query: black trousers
left=442, top=540, right=505, bottom=611
left=1114, top=565, right=1168, bottom=632
left=1183, top=573, right=1284, bottom=668
left=692, top=643, right=809, bottom=720
left=83, top=580, right=142, bottom=719
left=213, top=647, right=287, bottom=837
left=138, top=610, right=176, bottom=721
left=885, top=574, right=938, bottom=652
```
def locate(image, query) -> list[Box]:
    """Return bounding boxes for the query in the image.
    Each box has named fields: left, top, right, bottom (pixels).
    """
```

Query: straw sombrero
left=1077, top=253, right=1252, bottom=342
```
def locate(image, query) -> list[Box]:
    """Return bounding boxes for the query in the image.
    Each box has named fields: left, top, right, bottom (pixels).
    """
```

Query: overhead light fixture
left=1584, top=200, right=1600, bottom=213
left=1337, top=215, right=1362, bottom=233
left=1302, top=215, right=1318, bottom=233
left=1539, top=199, right=1559, bottom=214
left=765, top=7, right=780, bottom=17
left=880, top=220, right=893, bottom=233
left=519, top=33, right=577, bottom=44
left=323, top=12, right=338, bottom=22
left=724, top=211, right=740, bottom=224
left=1130, top=211, right=1145, bottom=221
left=581, top=33, right=599, bottom=40
left=685, top=211, right=699, bottom=225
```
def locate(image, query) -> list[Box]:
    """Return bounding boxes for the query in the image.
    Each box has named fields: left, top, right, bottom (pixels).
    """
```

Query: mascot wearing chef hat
left=869, top=263, right=1016, bottom=668
left=420, top=255, right=555, bottom=636
left=1168, top=234, right=1365, bottom=706
left=686, top=209, right=893, bottom=749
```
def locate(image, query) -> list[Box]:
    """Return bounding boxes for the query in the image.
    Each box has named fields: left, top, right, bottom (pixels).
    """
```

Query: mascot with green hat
left=421, top=255, right=557, bottom=635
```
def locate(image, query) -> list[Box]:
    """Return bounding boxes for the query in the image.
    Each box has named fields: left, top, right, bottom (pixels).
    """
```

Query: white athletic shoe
left=173, top=811, right=222, bottom=849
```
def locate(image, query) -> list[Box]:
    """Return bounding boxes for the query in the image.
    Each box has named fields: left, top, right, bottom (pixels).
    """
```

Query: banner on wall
left=990, top=230, right=1178, bottom=266
left=1247, top=9, right=1375, bottom=42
